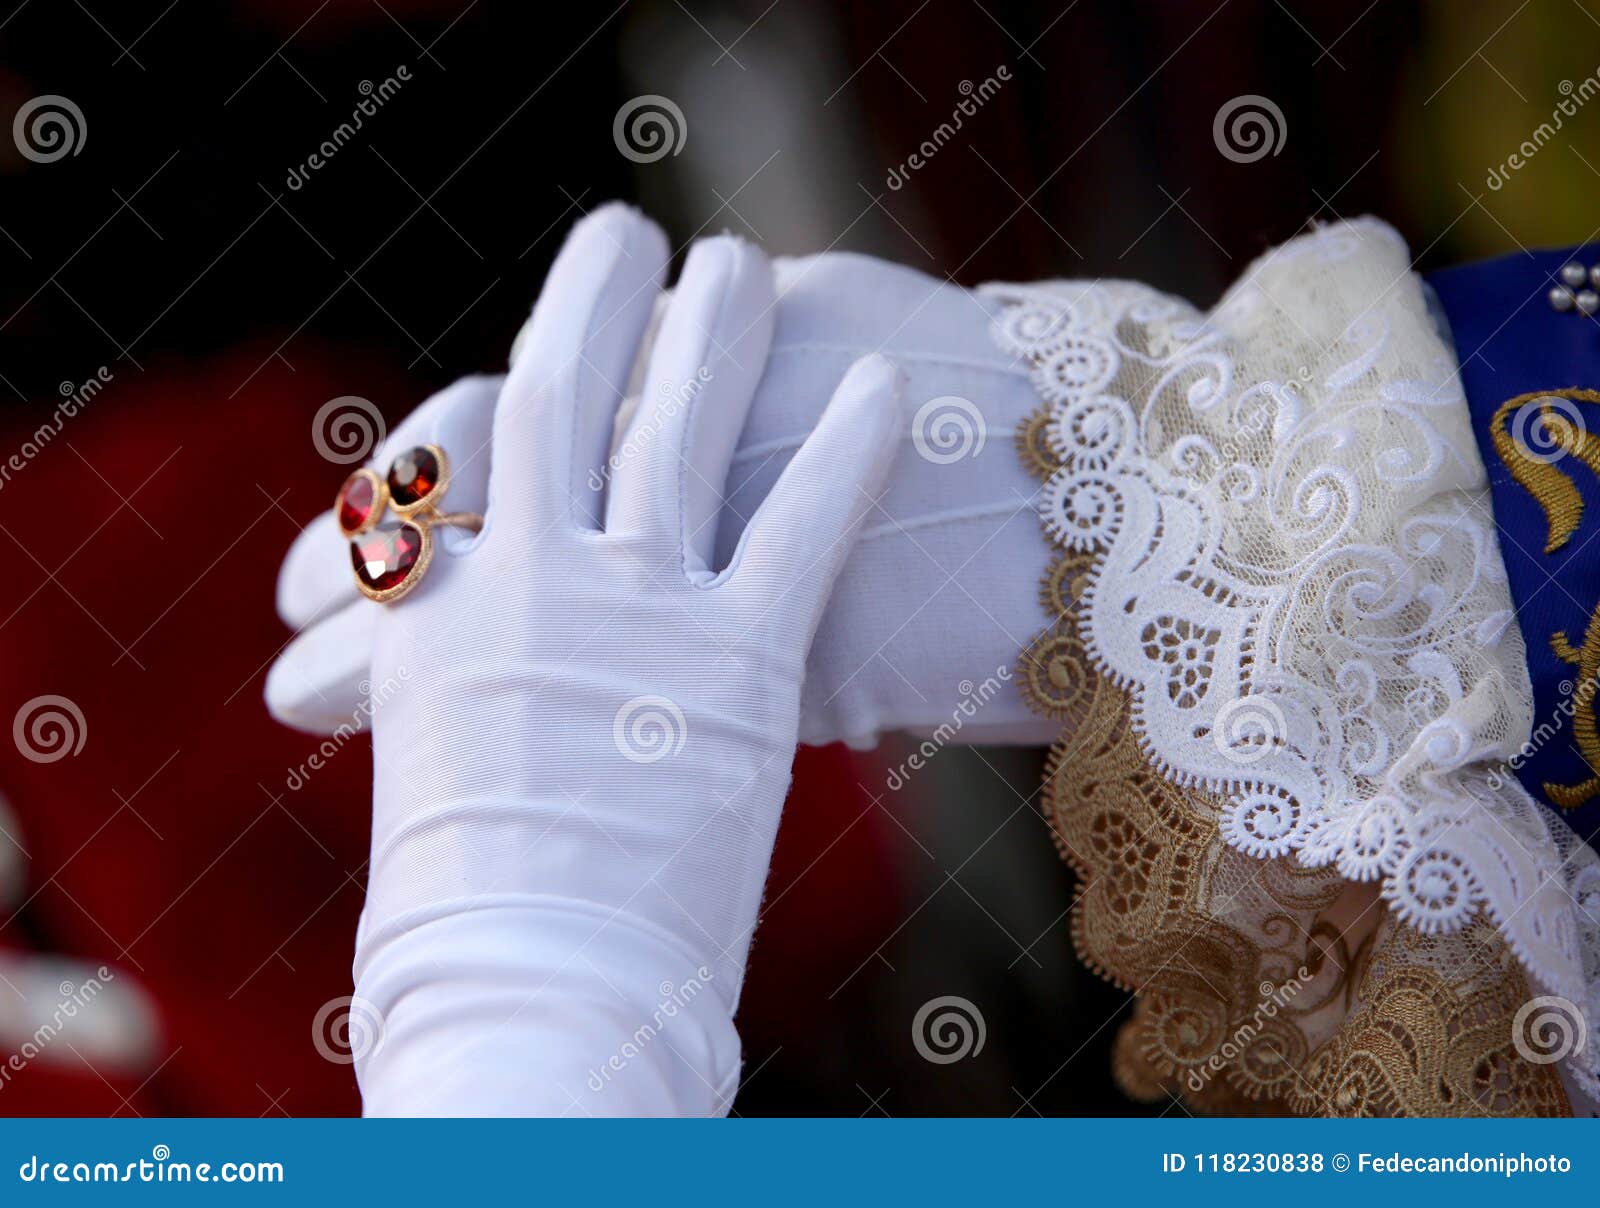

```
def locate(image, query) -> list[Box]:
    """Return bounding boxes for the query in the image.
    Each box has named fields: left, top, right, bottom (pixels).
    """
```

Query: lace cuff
left=987, top=218, right=1600, bottom=1114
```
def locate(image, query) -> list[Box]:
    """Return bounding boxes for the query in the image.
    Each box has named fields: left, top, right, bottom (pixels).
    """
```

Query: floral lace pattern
left=1025, top=550, right=1567, bottom=1115
left=988, top=219, right=1600, bottom=1110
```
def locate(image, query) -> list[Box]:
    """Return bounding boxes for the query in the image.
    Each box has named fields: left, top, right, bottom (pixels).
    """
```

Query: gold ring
left=336, top=443, right=483, bottom=603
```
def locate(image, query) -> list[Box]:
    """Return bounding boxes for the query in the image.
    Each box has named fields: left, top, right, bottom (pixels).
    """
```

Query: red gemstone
left=350, top=523, right=423, bottom=593
left=388, top=446, right=441, bottom=507
left=337, top=472, right=378, bottom=534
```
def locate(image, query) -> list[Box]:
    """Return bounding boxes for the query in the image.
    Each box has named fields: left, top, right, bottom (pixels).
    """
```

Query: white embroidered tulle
left=981, top=218, right=1600, bottom=1109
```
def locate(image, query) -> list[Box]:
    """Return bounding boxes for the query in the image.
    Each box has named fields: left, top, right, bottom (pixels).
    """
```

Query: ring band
left=425, top=511, right=483, bottom=534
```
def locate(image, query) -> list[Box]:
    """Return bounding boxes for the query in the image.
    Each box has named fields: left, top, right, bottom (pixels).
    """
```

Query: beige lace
left=1017, top=418, right=1571, bottom=1116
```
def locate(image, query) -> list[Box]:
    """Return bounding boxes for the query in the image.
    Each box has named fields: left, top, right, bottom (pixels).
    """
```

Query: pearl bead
left=1551, top=286, right=1576, bottom=311
left=1562, top=261, right=1587, bottom=288
left=1589, top=264, right=1600, bottom=289
left=1577, top=289, right=1598, bottom=314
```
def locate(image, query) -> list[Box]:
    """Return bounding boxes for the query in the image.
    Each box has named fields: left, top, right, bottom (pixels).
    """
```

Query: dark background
left=0, top=0, right=1589, bottom=1116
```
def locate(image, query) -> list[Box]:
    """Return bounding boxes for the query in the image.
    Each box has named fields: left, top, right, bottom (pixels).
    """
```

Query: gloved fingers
left=277, top=375, right=502, bottom=630
left=277, top=512, right=350, bottom=632
left=490, top=203, right=668, bottom=536
left=730, top=353, right=903, bottom=615
left=264, top=601, right=374, bottom=735
left=604, top=236, right=774, bottom=578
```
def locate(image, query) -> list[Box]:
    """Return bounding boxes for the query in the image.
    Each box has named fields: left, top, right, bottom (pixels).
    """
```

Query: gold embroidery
left=1490, top=387, right=1600, bottom=810
left=1546, top=599, right=1600, bottom=810
left=1015, top=403, right=1572, bottom=1117
left=1489, top=387, right=1600, bottom=554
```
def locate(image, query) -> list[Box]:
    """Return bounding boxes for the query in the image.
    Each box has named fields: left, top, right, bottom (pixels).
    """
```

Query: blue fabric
left=1429, top=249, right=1600, bottom=851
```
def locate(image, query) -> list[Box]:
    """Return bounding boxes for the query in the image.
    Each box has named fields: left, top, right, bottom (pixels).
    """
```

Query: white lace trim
left=982, top=218, right=1600, bottom=1109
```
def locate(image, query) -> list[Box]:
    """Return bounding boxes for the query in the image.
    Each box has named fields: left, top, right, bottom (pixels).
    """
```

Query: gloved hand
left=268, top=229, right=1054, bottom=749
left=346, top=204, right=904, bottom=1114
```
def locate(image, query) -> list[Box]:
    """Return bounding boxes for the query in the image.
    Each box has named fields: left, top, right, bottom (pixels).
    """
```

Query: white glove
left=349, top=204, right=904, bottom=1114
left=268, top=235, right=1053, bottom=748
